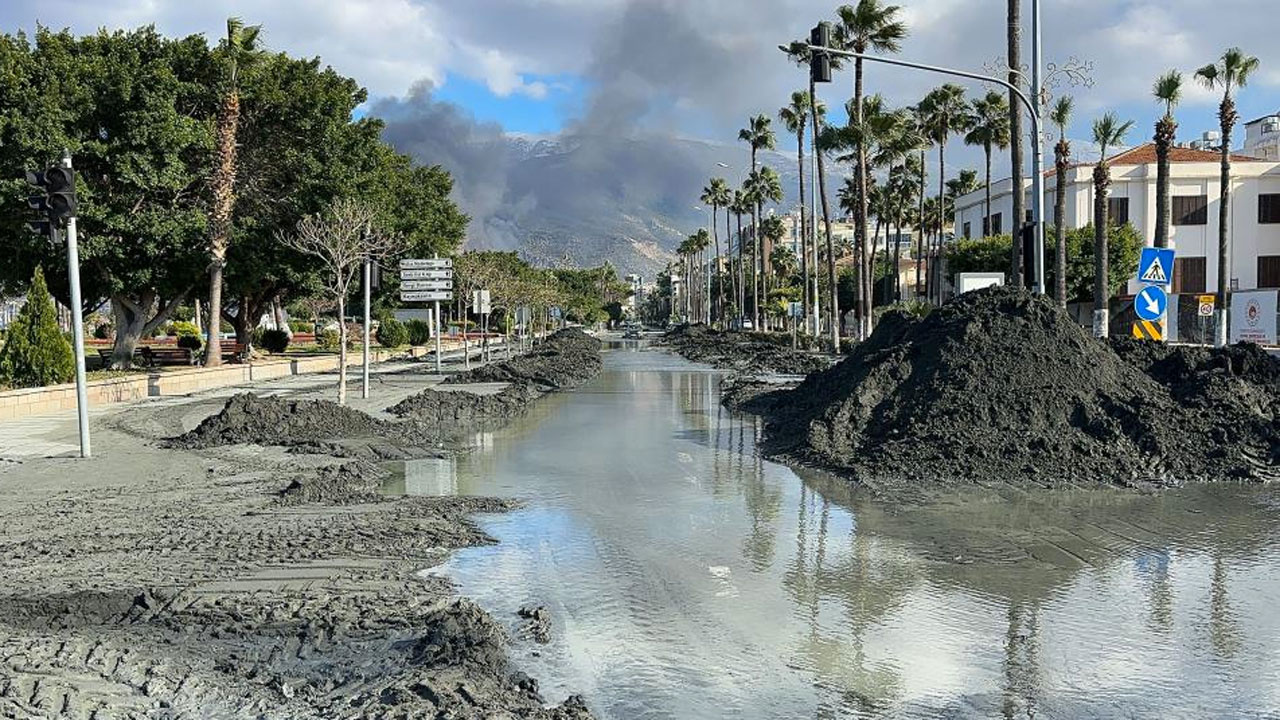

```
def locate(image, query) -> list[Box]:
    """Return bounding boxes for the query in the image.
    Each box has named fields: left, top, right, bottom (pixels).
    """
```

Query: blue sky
left=432, top=73, right=586, bottom=136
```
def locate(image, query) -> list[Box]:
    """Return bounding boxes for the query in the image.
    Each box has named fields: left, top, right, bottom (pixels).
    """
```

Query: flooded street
left=412, top=345, right=1280, bottom=719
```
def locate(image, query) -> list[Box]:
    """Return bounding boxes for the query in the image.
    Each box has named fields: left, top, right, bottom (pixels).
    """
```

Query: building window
left=1260, top=194, right=1280, bottom=224
left=1108, top=197, right=1130, bottom=226
left=1259, top=256, right=1280, bottom=288
left=989, top=212, right=1002, bottom=236
left=1173, top=257, right=1207, bottom=294
left=1025, top=209, right=1033, bottom=223
left=1172, top=195, right=1208, bottom=226
left=963, top=222, right=971, bottom=239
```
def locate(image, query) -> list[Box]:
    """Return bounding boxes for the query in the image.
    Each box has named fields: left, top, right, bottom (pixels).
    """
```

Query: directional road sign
left=400, top=258, right=452, bottom=270
left=1134, top=284, right=1168, bottom=322
left=401, top=279, right=453, bottom=291
left=401, top=290, right=452, bottom=302
left=1137, top=247, right=1175, bottom=286
left=400, top=268, right=452, bottom=281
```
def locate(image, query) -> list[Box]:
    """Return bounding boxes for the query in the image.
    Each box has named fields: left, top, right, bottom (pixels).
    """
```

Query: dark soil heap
left=759, top=286, right=1279, bottom=491
left=445, top=328, right=603, bottom=390
left=661, top=324, right=833, bottom=375
left=172, top=393, right=403, bottom=449
left=389, top=381, right=540, bottom=423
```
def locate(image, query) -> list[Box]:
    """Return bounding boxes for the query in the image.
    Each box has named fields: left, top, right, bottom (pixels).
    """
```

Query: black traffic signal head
left=809, top=23, right=832, bottom=84
left=24, top=166, right=76, bottom=221
left=27, top=219, right=53, bottom=239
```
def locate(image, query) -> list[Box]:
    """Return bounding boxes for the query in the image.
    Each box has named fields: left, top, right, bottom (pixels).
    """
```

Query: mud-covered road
left=0, top=336, right=599, bottom=719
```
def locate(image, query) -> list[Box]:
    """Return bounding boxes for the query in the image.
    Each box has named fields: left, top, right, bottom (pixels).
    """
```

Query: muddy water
left=418, top=346, right=1280, bottom=719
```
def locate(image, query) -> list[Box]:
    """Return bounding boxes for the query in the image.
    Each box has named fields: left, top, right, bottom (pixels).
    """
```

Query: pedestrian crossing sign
left=1137, top=247, right=1175, bottom=286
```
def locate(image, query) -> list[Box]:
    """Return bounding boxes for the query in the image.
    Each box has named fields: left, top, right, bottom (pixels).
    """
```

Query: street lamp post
left=804, top=0, right=1046, bottom=295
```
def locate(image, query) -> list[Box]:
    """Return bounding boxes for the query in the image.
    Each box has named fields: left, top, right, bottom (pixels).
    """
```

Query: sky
left=4, top=0, right=1279, bottom=227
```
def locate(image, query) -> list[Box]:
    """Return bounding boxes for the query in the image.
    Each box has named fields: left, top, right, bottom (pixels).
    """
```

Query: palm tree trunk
left=753, top=206, right=761, bottom=330
left=725, top=206, right=732, bottom=327
left=813, top=100, right=838, bottom=351
left=1154, top=117, right=1174, bottom=249
left=893, top=196, right=905, bottom=303
left=1054, top=143, right=1069, bottom=307
left=937, top=141, right=947, bottom=303
left=205, top=89, right=240, bottom=367
left=1093, top=163, right=1110, bottom=338
left=1008, top=0, right=1025, bottom=289
left=916, top=148, right=926, bottom=299
left=735, top=212, right=744, bottom=327
left=1215, top=99, right=1235, bottom=347
left=855, top=56, right=871, bottom=339
left=713, top=206, right=723, bottom=327
left=797, top=128, right=808, bottom=335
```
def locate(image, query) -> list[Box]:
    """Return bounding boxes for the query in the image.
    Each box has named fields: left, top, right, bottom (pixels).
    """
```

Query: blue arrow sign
left=1134, top=284, right=1168, bottom=322
left=1137, top=247, right=1175, bottom=286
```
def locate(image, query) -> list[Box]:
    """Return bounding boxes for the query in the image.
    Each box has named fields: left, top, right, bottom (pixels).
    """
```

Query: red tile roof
left=1044, top=142, right=1265, bottom=177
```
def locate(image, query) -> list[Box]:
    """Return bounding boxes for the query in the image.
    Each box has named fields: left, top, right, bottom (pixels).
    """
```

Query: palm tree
left=836, top=0, right=907, bottom=339
left=744, top=168, right=784, bottom=329
left=779, top=91, right=811, bottom=329
left=205, top=17, right=263, bottom=367
left=692, top=228, right=712, bottom=323
left=918, top=84, right=971, bottom=302
left=783, top=41, right=841, bottom=342
left=1090, top=112, right=1135, bottom=338
left=964, top=90, right=1011, bottom=237
left=1050, top=96, right=1074, bottom=307
left=909, top=104, right=930, bottom=298
left=1196, top=48, right=1260, bottom=346
left=1152, top=72, right=1182, bottom=252
left=702, top=178, right=732, bottom=326
left=730, top=189, right=750, bottom=325
left=739, top=114, right=776, bottom=327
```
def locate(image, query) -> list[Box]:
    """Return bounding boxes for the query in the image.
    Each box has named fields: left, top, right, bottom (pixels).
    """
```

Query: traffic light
left=24, top=164, right=77, bottom=240
left=810, top=22, right=832, bottom=84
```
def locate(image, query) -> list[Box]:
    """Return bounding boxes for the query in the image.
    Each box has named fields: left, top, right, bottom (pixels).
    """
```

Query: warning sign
left=1131, top=319, right=1165, bottom=342
left=1197, top=294, right=1215, bottom=317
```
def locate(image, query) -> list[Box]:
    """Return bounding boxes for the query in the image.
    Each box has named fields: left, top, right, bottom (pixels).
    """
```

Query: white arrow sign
left=401, top=279, right=453, bottom=291
left=401, top=290, right=453, bottom=302
left=400, top=269, right=453, bottom=280
left=1143, top=291, right=1161, bottom=316
left=400, top=258, right=453, bottom=270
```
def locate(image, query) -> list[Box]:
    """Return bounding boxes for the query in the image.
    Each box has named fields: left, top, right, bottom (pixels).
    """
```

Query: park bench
left=220, top=342, right=249, bottom=363
left=139, top=346, right=195, bottom=367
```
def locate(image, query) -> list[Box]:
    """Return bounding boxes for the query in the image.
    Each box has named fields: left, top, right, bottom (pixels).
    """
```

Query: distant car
left=623, top=327, right=643, bottom=339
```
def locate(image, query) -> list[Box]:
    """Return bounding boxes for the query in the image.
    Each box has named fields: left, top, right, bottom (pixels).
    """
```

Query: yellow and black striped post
left=1131, top=319, right=1165, bottom=341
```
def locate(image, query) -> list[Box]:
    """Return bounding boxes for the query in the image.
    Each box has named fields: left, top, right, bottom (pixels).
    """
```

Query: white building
left=1243, top=112, right=1280, bottom=161
left=953, top=142, right=1280, bottom=293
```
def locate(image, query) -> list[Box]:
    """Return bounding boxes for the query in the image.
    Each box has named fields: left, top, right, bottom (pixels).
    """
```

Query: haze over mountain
left=377, top=82, right=820, bottom=277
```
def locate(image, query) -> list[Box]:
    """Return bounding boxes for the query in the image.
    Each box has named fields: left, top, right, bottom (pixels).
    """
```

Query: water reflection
left=383, top=457, right=459, bottom=497
left=433, top=347, right=1280, bottom=719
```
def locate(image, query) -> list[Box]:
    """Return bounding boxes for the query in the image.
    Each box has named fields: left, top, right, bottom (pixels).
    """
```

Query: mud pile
left=445, top=328, right=603, bottom=390
left=757, top=287, right=1279, bottom=492
left=389, top=380, right=540, bottom=424
left=661, top=324, right=833, bottom=375
left=172, top=393, right=402, bottom=448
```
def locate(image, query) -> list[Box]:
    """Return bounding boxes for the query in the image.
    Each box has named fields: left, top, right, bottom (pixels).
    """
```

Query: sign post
left=1131, top=247, right=1175, bottom=342
left=62, top=153, right=90, bottom=457
left=400, top=258, right=453, bottom=373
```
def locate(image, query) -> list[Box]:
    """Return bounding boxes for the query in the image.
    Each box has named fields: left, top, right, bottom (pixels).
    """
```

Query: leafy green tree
left=0, top=27, right=217, bottom=369
left=0, top=267, right=75, bottom=388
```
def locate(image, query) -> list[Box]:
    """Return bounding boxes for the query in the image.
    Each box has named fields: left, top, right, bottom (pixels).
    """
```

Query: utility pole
left=62, top=152, right=90, bottom=458
left=361, top=257, right=371, bottom=399
left=1030, top=0, right=1046, bottom=294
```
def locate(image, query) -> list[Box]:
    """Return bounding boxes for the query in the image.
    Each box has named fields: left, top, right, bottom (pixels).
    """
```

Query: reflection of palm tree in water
left=1002, top=601, right=1043, bottom=720
left=742, top=416, right=783, bottom=571
left=1208, top=554, right=1240, bottom=658
left=1137, top=549, right=1174, bottom=634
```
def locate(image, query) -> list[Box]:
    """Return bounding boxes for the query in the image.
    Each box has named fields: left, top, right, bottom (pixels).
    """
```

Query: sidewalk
left=0, top=343, right=502, bottom=462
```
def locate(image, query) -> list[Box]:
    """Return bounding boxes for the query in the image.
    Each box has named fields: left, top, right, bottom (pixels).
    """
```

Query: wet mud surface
left=658, top=325, right=834, bottom=376
left=0, top=341, right=604, bottom=719
left=725, top=287, right=1279, bottom=494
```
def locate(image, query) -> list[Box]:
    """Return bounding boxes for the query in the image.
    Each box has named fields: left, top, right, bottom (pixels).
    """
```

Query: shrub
left=405, top=318, right=432, bottom=346
left=0, top=267, right=76, bottom=388
left=169, top=320, right=200, bottom=337
left=260, top=328, right=290, bottom=353
left=287, top=319, right=313, bottom=334
left=376, top=318, right=409, bottom=348
left=177, top=334, right=203, bottom=351
left=317, top=328, right=342, bottom=350
left=93, top=322, right=113, bottom=340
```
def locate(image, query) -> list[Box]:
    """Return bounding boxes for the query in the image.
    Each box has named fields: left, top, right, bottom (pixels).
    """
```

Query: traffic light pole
left=63, top=152, right=91, bottom=458
left=804, top=39, right=1046, bottom=295
left=362, top=259, right=371, bottom=400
